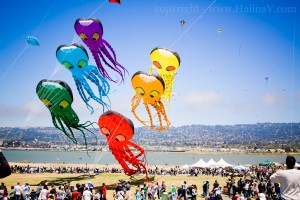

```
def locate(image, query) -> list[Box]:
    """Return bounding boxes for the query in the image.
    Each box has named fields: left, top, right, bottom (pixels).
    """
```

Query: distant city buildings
left=0, top=122, right=299, bottom=153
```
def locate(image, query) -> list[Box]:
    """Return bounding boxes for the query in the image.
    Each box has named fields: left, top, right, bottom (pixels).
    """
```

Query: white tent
left=189, top=158, right=208, bottom=168
left=233, top=165, right=249, bottom=171
left=180, top=164, right=190, bottom=169
left=206, top=158, right=218, bottom=168
left=216, top=158, right=233, bottom=167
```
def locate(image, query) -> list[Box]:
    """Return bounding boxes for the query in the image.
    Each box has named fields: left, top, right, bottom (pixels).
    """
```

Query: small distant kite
left=27, top=36, right=40, bottom=46
left=180, top=20, right=185, bottom=31
left=109, top=0, right=121, bottom=4
left=217, top=27, right=222, bottom=41
left=265, top=77, right=269, bottom=85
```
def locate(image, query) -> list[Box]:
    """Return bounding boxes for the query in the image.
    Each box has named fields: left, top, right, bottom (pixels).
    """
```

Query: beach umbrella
left=233, top=165, right=249, bottom=171
left=259, top=160, right=275, bottom=166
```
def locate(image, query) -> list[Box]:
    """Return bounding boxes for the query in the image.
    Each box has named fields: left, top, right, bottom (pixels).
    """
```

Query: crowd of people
left=0, top=181, right=108, bottom=200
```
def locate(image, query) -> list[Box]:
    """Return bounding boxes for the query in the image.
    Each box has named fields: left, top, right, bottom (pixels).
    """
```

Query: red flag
left=109, top=0, right=121, bottom=4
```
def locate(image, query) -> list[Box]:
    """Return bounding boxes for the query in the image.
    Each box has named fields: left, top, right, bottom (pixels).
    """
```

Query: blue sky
left=0, top=0, right=299, bottom=128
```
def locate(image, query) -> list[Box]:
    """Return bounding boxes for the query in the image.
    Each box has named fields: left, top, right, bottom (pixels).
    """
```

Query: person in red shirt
left=72, top=188, right=81, bottom=200
left=101, top=183, right=106, bottom=200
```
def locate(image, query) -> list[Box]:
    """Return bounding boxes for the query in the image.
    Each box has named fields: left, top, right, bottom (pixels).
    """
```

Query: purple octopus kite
left=74, top=18, right=127, bottom=83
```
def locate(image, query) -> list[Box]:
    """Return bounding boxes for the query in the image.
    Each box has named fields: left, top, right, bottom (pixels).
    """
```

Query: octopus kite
left=98, top=110, right=148, bottom=180
left=36, top=79, right=94, bottom=147
left=131, top=71, right=170, bottom=131
left=74, top=18, right=127, bottom=83
left=148, top=47, right=180, bottom=106
left=27, top=36, right=40, bottom=46
left=56, top=43, right=110, bottom=113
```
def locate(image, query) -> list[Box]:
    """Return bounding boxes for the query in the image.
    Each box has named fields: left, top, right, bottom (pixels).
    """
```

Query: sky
left=0, top=0, right=299, bottom=128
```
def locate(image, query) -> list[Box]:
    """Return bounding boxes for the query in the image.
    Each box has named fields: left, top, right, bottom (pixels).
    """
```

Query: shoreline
left=3, top=148, right=300, bottom=155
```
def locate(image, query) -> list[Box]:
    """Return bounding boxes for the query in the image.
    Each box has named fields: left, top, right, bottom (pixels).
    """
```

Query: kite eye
left=101, top=127, right=110, bottom=137
left=153, top=61, right=162, bottom=69
left=58, top=100, right=69, bottom=109
left=149, top=90, right=159, bottom=98
left=116, top=134, right=126, bottom=142
left=135, top=87, right=145, bottom=96
left=42, top=99, right=53, bottom=108
left=78, top=59, right=87, bottom=68
left=80, top=33, right=88, bottom=41
left=62, top=61, right=74, bottom=69
left=92, top=33, right=100, bottom=41
left=166, top=66, right=176, bottom=71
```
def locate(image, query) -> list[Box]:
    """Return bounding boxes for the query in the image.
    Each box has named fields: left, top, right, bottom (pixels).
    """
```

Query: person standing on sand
left=38, top=185, right=48, bottom=200
left=0, top=149, right=11, bottom=179
left=82, top=188, right=92, bottom=200
left=270, top=155, right=300, bottom=200
left=170, top=184, right=177, bottom=200
left=101, top=183, right=106, bottom=200
left=14, top=183, right=21, bottom=200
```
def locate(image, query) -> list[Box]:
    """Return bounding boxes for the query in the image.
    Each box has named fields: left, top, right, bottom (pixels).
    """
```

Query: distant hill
left=0, top=123, right=299, bottom=150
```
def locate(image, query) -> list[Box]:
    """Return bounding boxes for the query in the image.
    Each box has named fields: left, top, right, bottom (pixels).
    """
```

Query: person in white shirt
left=82, top=187, right=92, bottom=200
left=14, top=183, right=22, bottom=200
left=270, top=155, right=300, bottom=200
left=117, top=190, right=124, bottom=200
left=38, top=186, right=48, bottom=200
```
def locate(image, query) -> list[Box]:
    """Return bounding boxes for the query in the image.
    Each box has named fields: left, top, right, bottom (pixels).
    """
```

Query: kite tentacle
left=98, top=49, right=124, bottom=82
left=74, top=76, right=94, bottom=113
left=90, top=49, right=115, bottom=82
left=80, top=75, right=110, bottom=112
left=131, top=96, right=149, bottom=127
left=55, top=114, right=77, bottom=144
left=101, top=39, right=128, bottom=75
left=144, top=101, right=153, bottom=128
left=157, top=101, right=170, bottom=128
left=88, top=66, right=110, bottom=95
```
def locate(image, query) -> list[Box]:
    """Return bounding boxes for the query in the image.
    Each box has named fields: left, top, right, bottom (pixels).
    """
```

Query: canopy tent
left=259, top=160, right=275, bottom=166
left=233, top=165, right=249, bottom=171
left=216, top=158, right=233, bottom=167
left=189, top=158, right=207, bottom=168
left=206, top=158, right=218, bottom=168
left=180, top=164, right=190, bottom=169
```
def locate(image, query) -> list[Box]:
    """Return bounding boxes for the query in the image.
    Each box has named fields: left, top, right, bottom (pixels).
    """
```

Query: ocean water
left=3, top=150, right=300, bottom=166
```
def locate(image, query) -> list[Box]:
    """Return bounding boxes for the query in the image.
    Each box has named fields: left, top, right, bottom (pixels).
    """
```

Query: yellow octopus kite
left=148, top=47, right=181, bottom=106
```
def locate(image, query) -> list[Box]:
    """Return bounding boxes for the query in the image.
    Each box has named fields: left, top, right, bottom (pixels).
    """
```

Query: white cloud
left=261, top=92, right=286, bottom=106
left=182, top=91, right=224, bottom=108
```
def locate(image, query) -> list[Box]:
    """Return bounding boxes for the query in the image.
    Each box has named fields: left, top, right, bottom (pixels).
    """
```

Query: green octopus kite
left=36, top=79, right=95, bottom=147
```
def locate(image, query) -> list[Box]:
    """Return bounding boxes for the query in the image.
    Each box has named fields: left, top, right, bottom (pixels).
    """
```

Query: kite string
left=32, top=0, right=56, bottom=37
left=290, top=14, right=296, bottom=135
left=0, top=45, right=28, bottom=80
left=24, top=0, right=110, bottom=126
left=168, top=0, right=217, bottom=49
